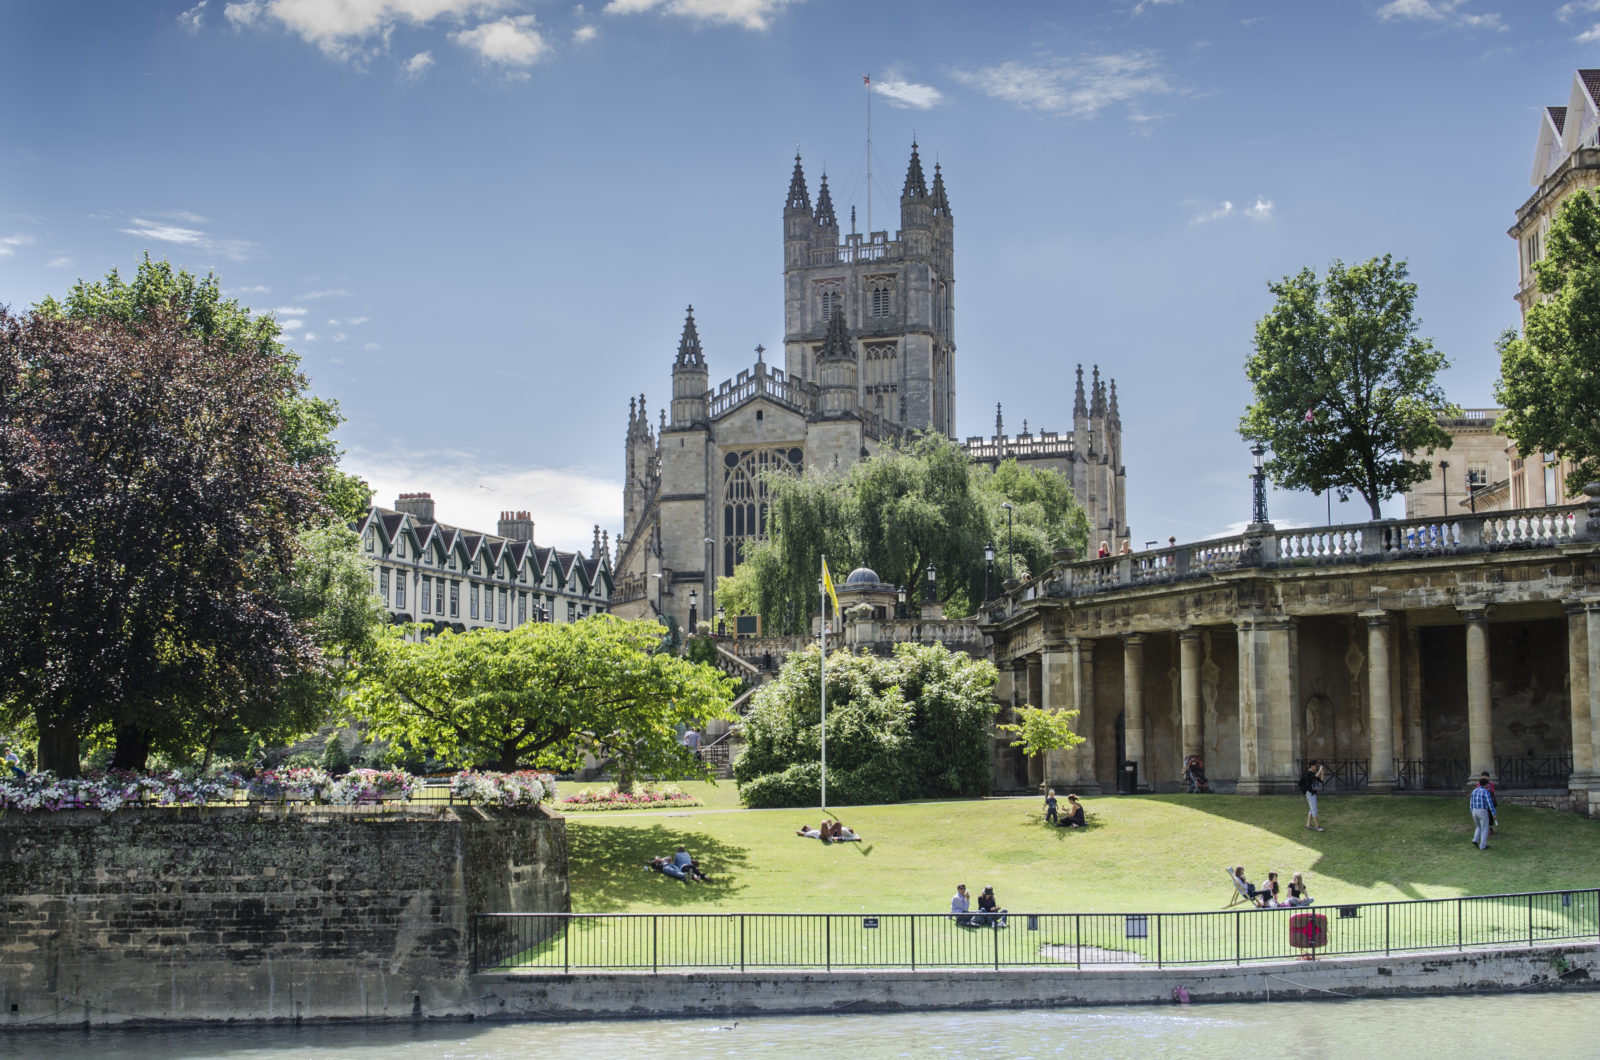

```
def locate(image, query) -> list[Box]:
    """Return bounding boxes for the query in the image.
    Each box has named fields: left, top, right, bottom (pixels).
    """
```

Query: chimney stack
left=497, top=510, right=535, bottom=542
left=394, top=492, right=435, bottom=522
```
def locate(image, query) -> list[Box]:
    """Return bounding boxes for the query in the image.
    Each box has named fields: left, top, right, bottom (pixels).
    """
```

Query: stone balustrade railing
left=984, top=495, right=1600, bottom=622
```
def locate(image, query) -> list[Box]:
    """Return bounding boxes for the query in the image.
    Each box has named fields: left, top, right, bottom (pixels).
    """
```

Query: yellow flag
left=821, top=557, right=840, bottom=621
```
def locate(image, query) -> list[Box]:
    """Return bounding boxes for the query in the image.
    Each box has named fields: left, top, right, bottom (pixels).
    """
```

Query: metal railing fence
left=471, top=889, right=1600, bottom=973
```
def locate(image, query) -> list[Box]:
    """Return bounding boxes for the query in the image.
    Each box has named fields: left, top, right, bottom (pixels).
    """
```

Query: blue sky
left=2, top=0, right=1596, bottom=552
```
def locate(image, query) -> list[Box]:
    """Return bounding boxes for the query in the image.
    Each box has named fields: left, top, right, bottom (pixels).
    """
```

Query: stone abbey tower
left=612, top=145, right=1129, bottom=628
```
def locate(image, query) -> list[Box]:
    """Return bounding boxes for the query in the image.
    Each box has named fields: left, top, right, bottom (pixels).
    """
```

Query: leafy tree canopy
left=997, top=706, right=1086, bottom=759
left=0, top=304, right=327, bottom=775
left=352, top=616, right=736, bottom=775
left=721, top=433, right=1089, bottom=635
left=1240, top=255, right=1455, bottom=520
left=733, top=642, right=998, bottom=807
left=1496, top=190, right=1600, bottom=494
left=36, top=255, right=372, bottom=522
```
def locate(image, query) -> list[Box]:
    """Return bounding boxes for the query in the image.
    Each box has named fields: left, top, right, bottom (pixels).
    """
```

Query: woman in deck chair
left=1227, top=866, right=1258, bottom=907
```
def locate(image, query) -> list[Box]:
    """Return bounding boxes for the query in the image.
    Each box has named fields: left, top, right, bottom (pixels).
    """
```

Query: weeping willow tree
left=721, top=433, right=1089, bottom=635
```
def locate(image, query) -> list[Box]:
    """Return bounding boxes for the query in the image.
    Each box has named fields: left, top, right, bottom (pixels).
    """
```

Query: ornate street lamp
left=688, top=588, right=699, bottom=633
left=715, top=605, right=727, bottom=637
left=1250, top=443, right=1269, bottom=527
left=895, top=583, right=907, bottom=619
left=984, top=540, right=995, bottom=602
left=1439, top=460, right=1450, bottom=515
left=925, top=562, right=937, bottom=610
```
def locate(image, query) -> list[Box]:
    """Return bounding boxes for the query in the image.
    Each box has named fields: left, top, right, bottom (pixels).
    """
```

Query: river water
left=2, top=993, right=1596, bottom=1059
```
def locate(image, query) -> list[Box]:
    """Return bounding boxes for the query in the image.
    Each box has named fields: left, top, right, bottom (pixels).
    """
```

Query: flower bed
left=0, top=767, right=553, bottom=813
left=558, top=784, right=701, bottom=812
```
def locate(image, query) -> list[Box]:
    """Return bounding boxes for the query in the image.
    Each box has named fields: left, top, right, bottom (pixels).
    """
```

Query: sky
left=3, top=0, right=1597, bottom=554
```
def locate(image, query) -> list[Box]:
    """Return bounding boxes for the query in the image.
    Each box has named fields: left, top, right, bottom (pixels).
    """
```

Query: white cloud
left=118, top=217, right=255, bottom=260
left=229, top=284, right=271, bottom=294
left=363, top=341, right=382, bottom=350
left=952, top=51, right=1175, bottom=122
left=602, top=0, right=800, bottom=31
left=573, top=23, right=598, bottom=42
left=303, top=331, right=318, bottom=340
left=298, top=288, right=350, bottom=299
left=348, top=315, right=370, bottom=325
left=452, top=14, right=548, bottom=66
left=46, top=255, right=73, bottom=268
left=178, top=1, right=208, bottom=34
left=1129, top=0, right=1181, bottom=13
left=332, top=332, right=349, bottom=342
left=279, top=318, right=304, bottom=330
left=346, top=446, right=619, bottom=552
left=0, top=234, right=36, bottom=257
left=1376, top=0, right=1504, bottom=30
left=250, top=0, right=515, bottom=61
left=273, top=305, right=308, bottom=315
left=1244, top=197, right=1274, bottom=220
left=224, top=1, right=262, bottom=28
left=873, top=77, right=944, bottom=111
left=1558, top=0, right=1600, bottom=16
left=401, top=50, right=436, bottom=79
left=1191, top=201, right=1233, bottom=224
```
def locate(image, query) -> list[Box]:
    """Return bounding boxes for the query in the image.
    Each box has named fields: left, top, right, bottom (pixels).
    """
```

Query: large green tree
left=36, top=255, right=372, bottom=522
left=724, top=434, right=1089, bottom=634
left=1496, top=190, right=1600, bottom=493
left=733, top=642, right=998, bottom=808
left=1240, top=255, right=1456, bottom=521
left=352, top=615, right=736, bottom=775
left=0, top=305, right=327, bottom=775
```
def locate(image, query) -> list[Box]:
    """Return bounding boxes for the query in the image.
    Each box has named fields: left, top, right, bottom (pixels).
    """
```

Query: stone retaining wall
left=0, top=805, right=567, bottom=1026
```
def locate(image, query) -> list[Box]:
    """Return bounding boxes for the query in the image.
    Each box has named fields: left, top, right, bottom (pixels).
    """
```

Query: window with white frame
left=498, top=589, right=508, bottom=624
left=379, top=567, right=390, bottom=604
left=420, top=575, right=432, bottom=614
left=449, top=581, right=459, bottom=618
left=435, top=578, right=445, bottom=615
left=517, top=593, right=527, bottom=625
left=395, top=575, right=406, bottom=610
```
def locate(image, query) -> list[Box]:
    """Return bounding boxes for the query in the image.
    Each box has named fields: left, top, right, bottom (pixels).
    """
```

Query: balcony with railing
left=706, top=362, right=817, bottom=421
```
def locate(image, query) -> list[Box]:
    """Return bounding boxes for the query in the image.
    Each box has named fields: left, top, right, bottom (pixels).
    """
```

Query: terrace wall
left=0, top=804, right=567, bottom=1026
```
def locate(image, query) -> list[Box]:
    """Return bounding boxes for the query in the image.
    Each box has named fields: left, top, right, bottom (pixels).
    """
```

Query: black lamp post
left=984, top=540, right=995, bottom=602
left=895, top=584, right=907, bottom=619
left=1250, top=443, right=1269, bottom=526
left=1001, top=502, right=1014, bottom=580
left=688, top=588, right=698, bottom=633
left=703, top=536, right=716, bottom=622
left=1439, top=460, right=1450, bottom=515
left=924, top=562, right=937, bottom=611
left=716, top=605, right=726, bottom=637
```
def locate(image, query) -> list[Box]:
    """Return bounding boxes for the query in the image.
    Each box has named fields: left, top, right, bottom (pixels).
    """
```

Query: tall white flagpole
left=820, top=557, right=828, bottom=814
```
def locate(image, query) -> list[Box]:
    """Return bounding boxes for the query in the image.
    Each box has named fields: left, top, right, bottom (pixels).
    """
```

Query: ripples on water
left=3, top=993, right=1597, bottom=1059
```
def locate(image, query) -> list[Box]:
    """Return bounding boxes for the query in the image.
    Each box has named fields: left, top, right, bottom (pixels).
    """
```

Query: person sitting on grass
left=1285, top=872, right=1312, bottom=906
left=829, top=821, right=861, bottom=842
left=1059, top=794, right=1086, bottom=828
left=647, top=855, right=690, bottom=883
left=1256, top=871, right=1281, bottom=908
left=973, top=885, right=1008, bottom=928
left=672, top=846, right=709, bottom=882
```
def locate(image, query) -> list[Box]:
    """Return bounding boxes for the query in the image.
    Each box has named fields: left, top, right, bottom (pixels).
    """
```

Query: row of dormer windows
left=372, top=565, right=600, bottom=624
left=362, top=523, right=602, bottom=595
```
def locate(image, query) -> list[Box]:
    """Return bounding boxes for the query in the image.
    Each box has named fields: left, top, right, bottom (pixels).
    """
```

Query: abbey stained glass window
left=721, top=446, right=804, bottom=575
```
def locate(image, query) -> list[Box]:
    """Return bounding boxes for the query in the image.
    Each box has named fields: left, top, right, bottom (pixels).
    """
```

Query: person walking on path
left=1470, top=776, right=1495, bottom=850
left=1479, top=771, right=1499, bottom=835
left=1301, top=760, right=1327, bottom=831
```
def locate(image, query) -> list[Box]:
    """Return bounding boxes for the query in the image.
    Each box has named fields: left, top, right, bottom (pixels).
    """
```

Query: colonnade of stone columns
left=1014, top=597, right=1600, bottom=801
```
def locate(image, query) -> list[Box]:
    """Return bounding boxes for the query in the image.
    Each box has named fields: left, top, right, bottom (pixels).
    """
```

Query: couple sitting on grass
left=1231, top=866, right=1312, bottom=908
left=796, top=819, right=861, bottom=843
left=950, top=883, right=1008, bottom=928
left=1043, top=790, right=1086, bottom=828
left=647, top=846, right=710, bottom=883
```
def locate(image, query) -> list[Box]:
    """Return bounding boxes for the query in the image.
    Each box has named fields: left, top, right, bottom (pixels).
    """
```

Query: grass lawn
left=564, top=784, right=1600, bottom=915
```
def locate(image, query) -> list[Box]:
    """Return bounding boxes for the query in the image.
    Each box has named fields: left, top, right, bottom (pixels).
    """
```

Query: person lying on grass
left=671, top=846, right=710, bottom=881
left=828, top=821, right=860, bottom=842
left=646, top=855, right=690, bottom=882
left=796, top=823, right=823, bottom=839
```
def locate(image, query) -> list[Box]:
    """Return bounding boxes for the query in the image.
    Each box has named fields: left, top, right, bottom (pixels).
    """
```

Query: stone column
left=1586, top=600, right=1600, bottom=788
left=1026, top=655, right=1043, bottom=709
left=1122, top=634, right=1146, bottom=788
left=1043, top=642, right=1098, bottom=794
left=1362, top=610, right=1395, bottom=792
left=1179, top=629, right=1203, bottom=762
left=1076, top=637, right=1102, bottom=791
left=1565, top=602, right=1596, bottom=788
left=1461, top=606, right=1494, bottom=778
left=1235, top=616, right=1296, bottom=794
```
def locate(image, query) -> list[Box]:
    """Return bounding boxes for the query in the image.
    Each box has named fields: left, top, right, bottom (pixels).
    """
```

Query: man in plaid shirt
left=1470, top=777, right=1495, bottom=851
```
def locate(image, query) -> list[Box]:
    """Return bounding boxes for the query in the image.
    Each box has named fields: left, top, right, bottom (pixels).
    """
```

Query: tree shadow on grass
left=568, top=822, right=753, bottom=911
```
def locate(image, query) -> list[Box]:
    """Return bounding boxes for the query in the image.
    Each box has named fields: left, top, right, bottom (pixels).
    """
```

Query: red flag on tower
left=863, top=74, right=870, bottom=85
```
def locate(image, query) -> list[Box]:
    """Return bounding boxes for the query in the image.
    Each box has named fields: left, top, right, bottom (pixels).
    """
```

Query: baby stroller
left=1184, top=755, right=1212, bottom=794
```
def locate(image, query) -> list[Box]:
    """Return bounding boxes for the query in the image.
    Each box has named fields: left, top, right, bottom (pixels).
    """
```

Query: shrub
left=320, top=733, right=351, bottom=776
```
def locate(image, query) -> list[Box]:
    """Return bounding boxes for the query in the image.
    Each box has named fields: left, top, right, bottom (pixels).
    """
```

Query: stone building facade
left=355, top=492, right=612, bottom=635
left=613, top=146, right=1129, bottom=628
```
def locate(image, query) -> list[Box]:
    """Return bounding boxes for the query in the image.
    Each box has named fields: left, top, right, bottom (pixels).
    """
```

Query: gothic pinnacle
left=902, top=141, right=927, bottom=200
left=995, top=402, right=1004, bottom=439
left=815, top=171, right=838, bottom=229
left=786, top=152, right=811, bottom=212
left=676, top=305, right=704, bottom=368
left=819, top=306, right=853, bottom=360
left=1074, top=365, right=1087, bottom=418
left=931, top=161, right=951, bottom=217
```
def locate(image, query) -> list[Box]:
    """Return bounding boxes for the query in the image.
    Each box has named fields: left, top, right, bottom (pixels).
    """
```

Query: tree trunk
left=36, top=716, right=80, bottom=778
left=111, top=722, right=152, bottom=771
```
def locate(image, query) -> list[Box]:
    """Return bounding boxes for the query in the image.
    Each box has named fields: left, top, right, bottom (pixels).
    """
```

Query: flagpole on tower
left=864, top=73, right=872, bottom=237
